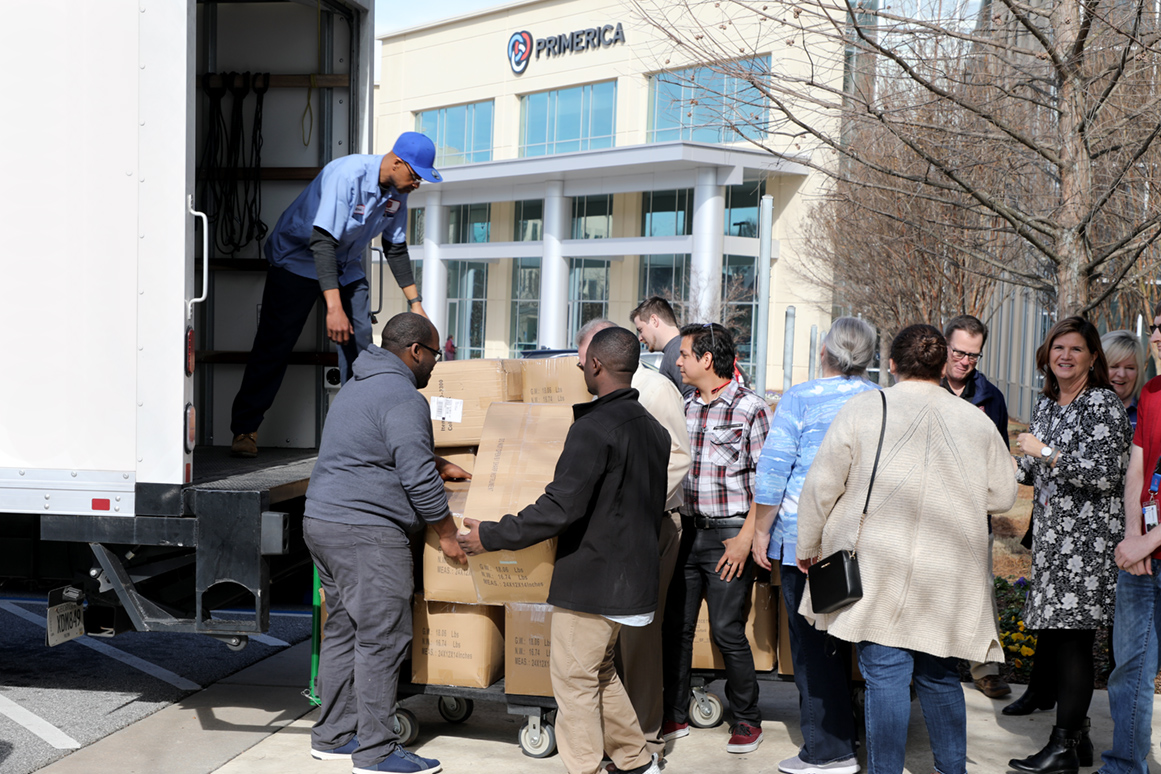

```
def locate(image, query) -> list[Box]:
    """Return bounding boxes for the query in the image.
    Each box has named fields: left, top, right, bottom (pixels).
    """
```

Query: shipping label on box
left=505, top=603, right=554, bottom=697
left=516, top=357, right=592, bottom=406
left=411, top=594, right=505, bottom=689
left=465, top=402, right=572, bottom=604
left=692, top=582, right=777, bottom=672
left=420, top=360, right=522, bottom=447
left=423, top=483, right=477, bottom=603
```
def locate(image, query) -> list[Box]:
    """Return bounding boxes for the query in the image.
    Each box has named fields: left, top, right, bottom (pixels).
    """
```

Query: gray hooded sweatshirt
left=305, top=344, right=449, bottom=532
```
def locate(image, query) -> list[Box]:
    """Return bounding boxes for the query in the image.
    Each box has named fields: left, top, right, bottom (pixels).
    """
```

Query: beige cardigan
left=796, top=380, right=1017, bottom=663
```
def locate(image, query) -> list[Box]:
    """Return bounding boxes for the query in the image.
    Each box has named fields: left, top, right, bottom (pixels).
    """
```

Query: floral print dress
left=1016, top=387, right=1131, bottom=629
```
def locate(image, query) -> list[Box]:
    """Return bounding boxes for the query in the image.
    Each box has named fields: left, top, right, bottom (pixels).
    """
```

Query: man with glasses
left=230, top=132, right=441, bottom=458
left=942, top=314, right=1012, bottom=700
left=305, top=312, right=467, bottom=774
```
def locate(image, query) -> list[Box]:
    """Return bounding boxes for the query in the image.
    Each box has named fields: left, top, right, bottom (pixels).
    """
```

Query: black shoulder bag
left=807, top=390, right=887, bottom=615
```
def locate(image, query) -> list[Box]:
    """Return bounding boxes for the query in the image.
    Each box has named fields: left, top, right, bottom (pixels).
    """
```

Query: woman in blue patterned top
left=748, top=317, right=879, bottom=774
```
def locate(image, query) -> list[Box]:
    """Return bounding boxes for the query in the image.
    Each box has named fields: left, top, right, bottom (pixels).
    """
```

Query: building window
left=567, top=258, right=609, bottom=343
left=411, top=258, right=423, bottom=293
left=446, top=203, right=491, bottom=244
left=647, top=56, right=771, bottom=144
left=572, top=194, right=613, bottom=239
left=520, top=81, right=617, bottom=157
left=409, top=208, right=425, bottom=244
left=722, top=254, right=758, bottom=382
left=414, top=101, right=494, bottom=166
left=724, top=179, right=766, bottom=237
left=642, top=189, right=692, bottom=237
left=446, top=261, right=488, bottom=360
left=639, top=254, right=691, bottom=311
left=510, top=257, right=541, bottom=355
left=515, top=200, right=543, bottom=242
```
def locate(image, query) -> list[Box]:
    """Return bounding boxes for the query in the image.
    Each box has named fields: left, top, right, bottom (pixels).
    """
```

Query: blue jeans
left=858, top=642, right=966, bottom=774
left=1099, top=562, right=1161, bottom=774
left=781, top=564, right=857, bottom=764
left=231, top=266, right=371, bottom=435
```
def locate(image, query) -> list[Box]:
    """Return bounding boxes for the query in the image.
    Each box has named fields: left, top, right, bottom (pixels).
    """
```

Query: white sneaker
left=778, top=755, right=860, bottom=774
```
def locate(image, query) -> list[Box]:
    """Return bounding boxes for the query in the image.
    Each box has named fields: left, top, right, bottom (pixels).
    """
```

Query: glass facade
left=510, top=257, right=541, bottom=355
left=648, top=56, right=771, bottom=144
left=515, top=200, right=543, bottom=242
left=567, top=258, right=609, bottom=343
left=414, top=101, right=494, bottom=166
left=446, top=203, right=491, bottom=244
left=446, top=261, right=488, bottom=360
left=520, top=81, right=617, bottom=157
left=724, top=179, right=766, bottom=237
left=722, top=254, right=759, bottom=381
left=639, top=254, right=691, bottom=313
left=642, top=189, right=692, bottom=237
left=572, top=194, right=613, bottom=239
left=408, top=208, right=425, bottom=245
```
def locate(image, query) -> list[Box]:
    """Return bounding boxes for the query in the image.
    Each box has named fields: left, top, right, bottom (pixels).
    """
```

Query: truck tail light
left=186, top=327, right=196, bottom=376
left=185, top=403, right=196, bottom=453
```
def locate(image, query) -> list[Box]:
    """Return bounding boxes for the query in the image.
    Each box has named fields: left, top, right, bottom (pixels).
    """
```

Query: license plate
left=46, top=587, right=84, bottom=647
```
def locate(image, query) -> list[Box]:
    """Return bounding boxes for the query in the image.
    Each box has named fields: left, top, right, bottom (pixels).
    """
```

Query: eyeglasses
left=412, top=341, right=442, bottom=362
left=402, top=161, right=421, bottom=186
left=949, top=348, right=981, bottom=364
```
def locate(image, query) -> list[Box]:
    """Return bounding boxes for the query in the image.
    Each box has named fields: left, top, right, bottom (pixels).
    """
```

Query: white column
left=539, top=181, right=571, bottom=349
left=691, top=166, right=725, bottom=322
left=421, top=190, right=449, bottom=339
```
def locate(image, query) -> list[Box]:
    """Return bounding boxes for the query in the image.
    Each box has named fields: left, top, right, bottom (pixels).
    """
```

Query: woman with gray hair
left=748, top=316, right=878, bottom=774
left=1102, top=329, right=1146, bottom=431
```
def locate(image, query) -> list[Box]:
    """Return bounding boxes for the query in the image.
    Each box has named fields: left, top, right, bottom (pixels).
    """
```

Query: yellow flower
left=1018, top=622, right=1025, bottom=632
left=1011, top=632, right=1025, bottom=642
left=1013, top=658, right=1023, bottom=668
left=1020, top=646, right=1035, bottom=657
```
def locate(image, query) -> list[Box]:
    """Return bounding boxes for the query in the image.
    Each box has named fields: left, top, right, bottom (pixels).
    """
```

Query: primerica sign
left=507, top=23, right=627, bottom=75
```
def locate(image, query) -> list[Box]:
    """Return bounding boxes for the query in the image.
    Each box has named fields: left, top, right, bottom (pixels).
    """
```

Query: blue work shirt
left=755, top=375, right=879, bottom=565
left=264, top=154, right=408, bottom=286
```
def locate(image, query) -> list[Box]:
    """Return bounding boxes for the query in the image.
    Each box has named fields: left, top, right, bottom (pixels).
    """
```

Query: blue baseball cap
left=392, top=132, right=442, bottom=183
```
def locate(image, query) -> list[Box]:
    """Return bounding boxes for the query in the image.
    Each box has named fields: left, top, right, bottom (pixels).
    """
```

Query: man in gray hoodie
left=304, top=312, right=467, bottom=774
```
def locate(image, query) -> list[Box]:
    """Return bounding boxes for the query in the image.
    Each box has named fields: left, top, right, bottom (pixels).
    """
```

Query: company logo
left=508, top=30, right=533, bottom=75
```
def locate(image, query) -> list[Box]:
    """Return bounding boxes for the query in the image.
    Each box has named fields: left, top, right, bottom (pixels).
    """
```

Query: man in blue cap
left=230, top=132, right=441, bottom=457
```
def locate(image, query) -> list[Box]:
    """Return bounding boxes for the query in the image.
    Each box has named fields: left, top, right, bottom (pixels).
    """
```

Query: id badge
left=1144, top=502, right=1159, bottom=531
left=1038, top=481, right=1055, bottom=508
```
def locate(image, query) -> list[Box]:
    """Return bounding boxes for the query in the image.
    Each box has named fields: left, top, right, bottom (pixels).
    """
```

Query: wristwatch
left=1040, top=446, right=1054, bottom=459
left=407, top=293, right=423, bottom=306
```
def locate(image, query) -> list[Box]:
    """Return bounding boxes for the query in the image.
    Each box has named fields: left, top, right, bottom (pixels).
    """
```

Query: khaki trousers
left=550, top=609, right=651, bottom=774
left=616, top=512, right=682, bottom=757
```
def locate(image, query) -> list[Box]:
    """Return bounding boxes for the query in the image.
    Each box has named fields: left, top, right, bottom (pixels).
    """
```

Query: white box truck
left=0, top=0, right=376, bottom=647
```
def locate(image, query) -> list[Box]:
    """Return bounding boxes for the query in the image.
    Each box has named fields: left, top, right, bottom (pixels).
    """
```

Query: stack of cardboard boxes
left=408, top=357, right=783, bottom=695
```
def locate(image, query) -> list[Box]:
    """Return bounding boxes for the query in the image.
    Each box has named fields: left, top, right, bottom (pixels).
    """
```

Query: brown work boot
left=974, top=674, right=1012, bottom=699
left=231, top=432, right=258, bottom=458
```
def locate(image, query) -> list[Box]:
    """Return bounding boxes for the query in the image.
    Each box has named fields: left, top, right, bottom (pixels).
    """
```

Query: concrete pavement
left=36, top=639, right=1161, bottom=774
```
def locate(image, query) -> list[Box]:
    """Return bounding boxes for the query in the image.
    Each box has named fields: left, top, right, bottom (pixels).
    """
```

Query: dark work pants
left=662, top=520, right=760, bottom=726
left=780, top=563, right=858, bottom=764
left=230, top=265, right=371, bottom=435
left=304, top=517, right=413, bottom=768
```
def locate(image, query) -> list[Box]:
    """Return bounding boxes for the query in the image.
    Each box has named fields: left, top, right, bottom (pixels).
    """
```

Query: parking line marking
left=0, top=694, right=80, bottom=749
left=0, top=602, right=202, bottom=692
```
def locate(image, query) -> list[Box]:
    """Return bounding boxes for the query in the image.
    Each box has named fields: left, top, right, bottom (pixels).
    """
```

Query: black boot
left=1077, top=717, right=1092, bottom=767
left=1002, top=688, right=1056, bottom=716
left=1008, top=726, right=1080, bottom=774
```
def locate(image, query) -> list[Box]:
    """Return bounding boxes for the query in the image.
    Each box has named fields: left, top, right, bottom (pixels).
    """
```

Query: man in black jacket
left=458, top=326, right=670, bottom=774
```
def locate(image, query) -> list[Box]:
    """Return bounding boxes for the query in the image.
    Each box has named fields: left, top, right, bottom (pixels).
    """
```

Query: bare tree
left=633, top=0, right=1161, bottom=318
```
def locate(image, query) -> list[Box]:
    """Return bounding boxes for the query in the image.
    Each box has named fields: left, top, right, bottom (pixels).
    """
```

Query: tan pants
left=550, top=609, right=651, bottom=774
left=616, top=512, right=682, bottom=758
left=971, top=532, right=1001, bottom=680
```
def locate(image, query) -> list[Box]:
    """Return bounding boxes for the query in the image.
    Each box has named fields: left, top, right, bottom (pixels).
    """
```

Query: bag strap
left=851, top=390, right=887, bottom=555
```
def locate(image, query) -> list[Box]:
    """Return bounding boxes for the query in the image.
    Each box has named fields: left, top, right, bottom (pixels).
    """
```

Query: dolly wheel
left=519, top=719, right=557, bottom=758
left=689, top=689, right=724, bottom=728
left=437, top=696, right=474, bottom=723
left=393, top=708, right=419, bottom=747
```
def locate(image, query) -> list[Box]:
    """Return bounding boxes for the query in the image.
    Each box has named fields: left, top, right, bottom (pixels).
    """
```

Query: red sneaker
left=726, top=722, right=763, bottom=753
left=661, top=720, right=689, bottom=740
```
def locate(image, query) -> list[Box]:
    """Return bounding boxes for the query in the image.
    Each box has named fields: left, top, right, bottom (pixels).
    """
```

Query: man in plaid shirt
left=661, top=322, right=772, bottom=756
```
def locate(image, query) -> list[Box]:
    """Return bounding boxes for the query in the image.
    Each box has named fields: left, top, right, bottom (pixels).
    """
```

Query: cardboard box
left=516, top=357, right=592, bottom=406
left=504, top=602, right=554, bottom=697
left=420, top=360, right=522, bottom=447
left=438, top=446, right=477, bottom=476
left=464, top=402, right=572, bottom=604
left=411, top=594, right=505, bottom=689
left=423, top=482, right=476, bottom=603
left=691, top=582, right=778, bottom=672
